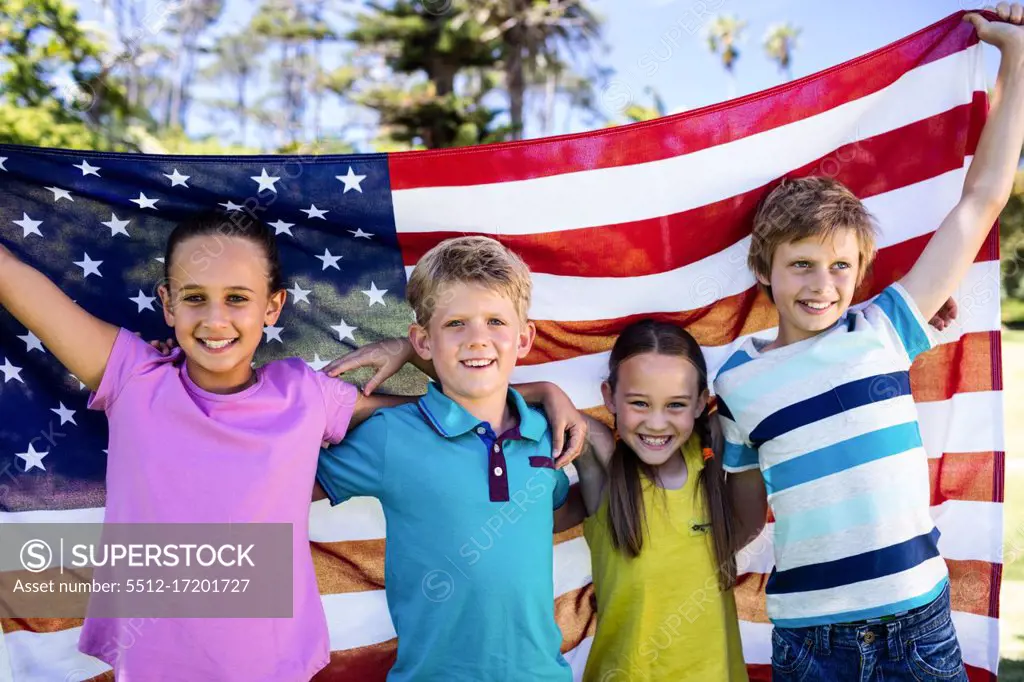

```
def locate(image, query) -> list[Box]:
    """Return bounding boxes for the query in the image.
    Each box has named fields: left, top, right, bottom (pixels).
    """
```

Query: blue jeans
left=771, top=582, right=967, bottom=682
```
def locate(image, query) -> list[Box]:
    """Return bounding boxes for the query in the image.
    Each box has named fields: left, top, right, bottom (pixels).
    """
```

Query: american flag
left=0, top=10, right=1006, bottom=681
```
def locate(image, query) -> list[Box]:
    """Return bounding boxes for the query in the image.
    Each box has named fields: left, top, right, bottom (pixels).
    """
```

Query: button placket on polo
left=474, top=424, right=511, bottom=502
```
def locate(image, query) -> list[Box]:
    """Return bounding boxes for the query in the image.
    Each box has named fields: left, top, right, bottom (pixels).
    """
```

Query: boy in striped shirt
left=715, top=7, right=1024, bottom=681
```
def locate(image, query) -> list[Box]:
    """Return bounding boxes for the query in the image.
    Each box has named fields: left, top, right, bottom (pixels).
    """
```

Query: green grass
left=1003, top=334, right=1024, bottom=582
left=1005, top=298, right=1024, bottom=328
left=1002, top=332, right=1024, bottom=665
left=1001, top=658, right=1024, bottom=682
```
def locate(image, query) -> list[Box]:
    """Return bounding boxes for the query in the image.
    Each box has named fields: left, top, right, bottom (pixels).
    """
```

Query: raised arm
left=901, top=7, right=1024, bottom=320
left=0, top=244, right=118, bottom=391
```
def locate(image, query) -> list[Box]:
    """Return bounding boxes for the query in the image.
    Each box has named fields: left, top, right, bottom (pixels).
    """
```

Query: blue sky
left=601, top=0, right=998, bottom=114
left=69, top=0, right=1001, bottom=146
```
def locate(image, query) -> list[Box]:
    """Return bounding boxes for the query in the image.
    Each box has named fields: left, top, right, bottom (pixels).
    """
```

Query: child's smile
left=760, top=227, right=862, bottom=347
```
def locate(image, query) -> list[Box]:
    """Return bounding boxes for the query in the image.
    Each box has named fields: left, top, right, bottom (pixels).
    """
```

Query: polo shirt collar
left=417, top=382, right=546, bottom=441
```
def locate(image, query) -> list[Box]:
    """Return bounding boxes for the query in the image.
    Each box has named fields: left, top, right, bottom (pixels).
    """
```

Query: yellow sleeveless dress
left=582, top=437, right=749, bottom=681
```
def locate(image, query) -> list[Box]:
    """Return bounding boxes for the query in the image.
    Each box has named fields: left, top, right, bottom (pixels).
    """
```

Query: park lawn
left=1003, top=330, right=1024, bottom=583
left=1003, top=299, right=1024, bottom=328
left=1000, top=331, right=1024, bottom=671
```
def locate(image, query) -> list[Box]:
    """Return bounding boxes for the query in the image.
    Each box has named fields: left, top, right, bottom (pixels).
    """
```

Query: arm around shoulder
left=727, top=469, right=768, bottom=551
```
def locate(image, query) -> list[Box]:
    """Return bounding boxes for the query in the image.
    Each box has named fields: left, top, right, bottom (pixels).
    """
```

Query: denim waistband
left=806, top=581, right=951, bottom=655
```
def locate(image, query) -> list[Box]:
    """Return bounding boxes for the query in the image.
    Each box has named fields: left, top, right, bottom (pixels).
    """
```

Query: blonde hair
left=406, top=236, right=532, bottom=326
left=749, top=177, right=878, bottom=299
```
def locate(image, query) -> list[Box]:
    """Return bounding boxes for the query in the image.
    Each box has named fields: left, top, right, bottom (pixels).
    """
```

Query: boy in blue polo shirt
left=717, top=9, right=1024, bottom=681
left=315, top=236, right=574, bottom=681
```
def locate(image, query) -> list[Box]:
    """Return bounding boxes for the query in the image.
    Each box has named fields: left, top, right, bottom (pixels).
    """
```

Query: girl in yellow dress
left=575, top=319, right=751, bottom=681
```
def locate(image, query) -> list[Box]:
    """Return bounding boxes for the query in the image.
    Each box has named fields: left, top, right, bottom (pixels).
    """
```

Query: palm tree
left=763, top=22, right=801, bottom=82
left=472, top=0, right=604, bottom=140
left=705, top=14, right=746, bottom=99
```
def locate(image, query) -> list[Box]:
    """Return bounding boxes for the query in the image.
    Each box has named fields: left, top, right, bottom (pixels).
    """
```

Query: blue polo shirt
left=316, top=383, right=572, bottom=682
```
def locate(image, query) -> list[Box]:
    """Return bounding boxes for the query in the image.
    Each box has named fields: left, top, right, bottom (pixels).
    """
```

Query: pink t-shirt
left=82, top=328, right=358, bottom=681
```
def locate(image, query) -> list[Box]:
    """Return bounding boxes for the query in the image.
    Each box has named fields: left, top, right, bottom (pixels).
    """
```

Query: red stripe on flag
left=388, top=13, right=978, bottom=190
left=735, top=559, right=998, bottom=622
left=523, top=239, right=998, bottom=367
left=928, top=451, right=1003, bottom=506
left=397, top=98, right=986, bottom=276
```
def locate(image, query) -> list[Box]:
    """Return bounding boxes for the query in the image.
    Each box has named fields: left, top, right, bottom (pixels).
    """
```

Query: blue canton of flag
left=0, top=145, right=416, bottom=514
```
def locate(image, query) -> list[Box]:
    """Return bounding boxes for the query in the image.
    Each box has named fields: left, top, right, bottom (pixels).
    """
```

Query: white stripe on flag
left=565, top=635, right=593, bottom=682
left=525, top=164, right=970, bottom=321
left=392, top=47, right=981, bottom=237
left=953, top=610, right=1000, bottom=675
left=0, top=628, right=13, bottom=682
left=322, top=590, right=395, bottom=651
left=917, top=391, right=1005, bottom=457
left=3, top=627, right=110, bottom=682
left=934, top=500, right=1005, bottom=563
left=310, top=497, right=385, bottom=542
left=401, top=159, right=976, bottom=321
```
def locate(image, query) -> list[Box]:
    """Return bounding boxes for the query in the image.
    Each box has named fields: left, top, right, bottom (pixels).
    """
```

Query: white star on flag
left=131, top=192, right=159, bottom=209
left=263, top=325, right=284, bottom=343
left=0, top=157, right=7, bottom=171
left=302, top=204, right=329, bottom=220
left=51, top=402, right=77, bottom=426
left=331, top=320, right=357, bottom=342
left=164, top=169, right=190, bottom=187
left=0, top=357, right=24, bottom=383
left=251, top=168, right=280, bottom=193
left=316, top=249, right=342, bottom=271
left=45, top=186, right=74, bottom=202
left=16, top=443, right=48, bottom=472
left=361, top=282, right=388, bottom=307
left=18, top=331, right=44, bottom=353
left=130, top=290, right=156, bottom=312
left=307, top=354, right=330, bottom=371
left=219, top=200, right=243, bottom=212
left=336, top=166, right=367, bottom=193
left=70, top=373, right=86, bottom=391
left=74, top=160, right=101, bottom=177
left=349, top=228, right=373, bottom=239
left=103, top=214, right=131, bottom=237
left=13, top=213, right=42, bottom=238
left=269, top=220, right=294, bottom=236
left=288, top=282, right=312, bottom=304
left=74, top=253, right=103, bottom=278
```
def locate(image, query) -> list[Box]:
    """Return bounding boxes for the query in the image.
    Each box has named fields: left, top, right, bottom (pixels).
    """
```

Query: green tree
left=470, top=0, right=604, bottom=140
left=1001, top=171, right=1024, bottom=304
left=250, top=0, right=335, bottom=147
left=164, top=0, right=225, bottom=130
left=348, top=1, right=508, bottom=149
left=0, top=0, right=134, bottom=149
left=763, top=22, right=800, bottom=81
left=202, top=32, right=267, bottom=147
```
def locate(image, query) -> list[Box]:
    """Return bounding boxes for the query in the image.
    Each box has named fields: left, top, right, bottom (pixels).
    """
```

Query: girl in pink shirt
left=0, top=211, right=408, bottom=681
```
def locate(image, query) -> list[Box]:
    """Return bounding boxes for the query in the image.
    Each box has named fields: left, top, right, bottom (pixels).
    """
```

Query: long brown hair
left=605, top=320, right=737, bottom=590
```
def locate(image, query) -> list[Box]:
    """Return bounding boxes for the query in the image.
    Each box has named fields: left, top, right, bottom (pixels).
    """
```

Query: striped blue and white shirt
left=714, top=283, right=948, bottom=627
